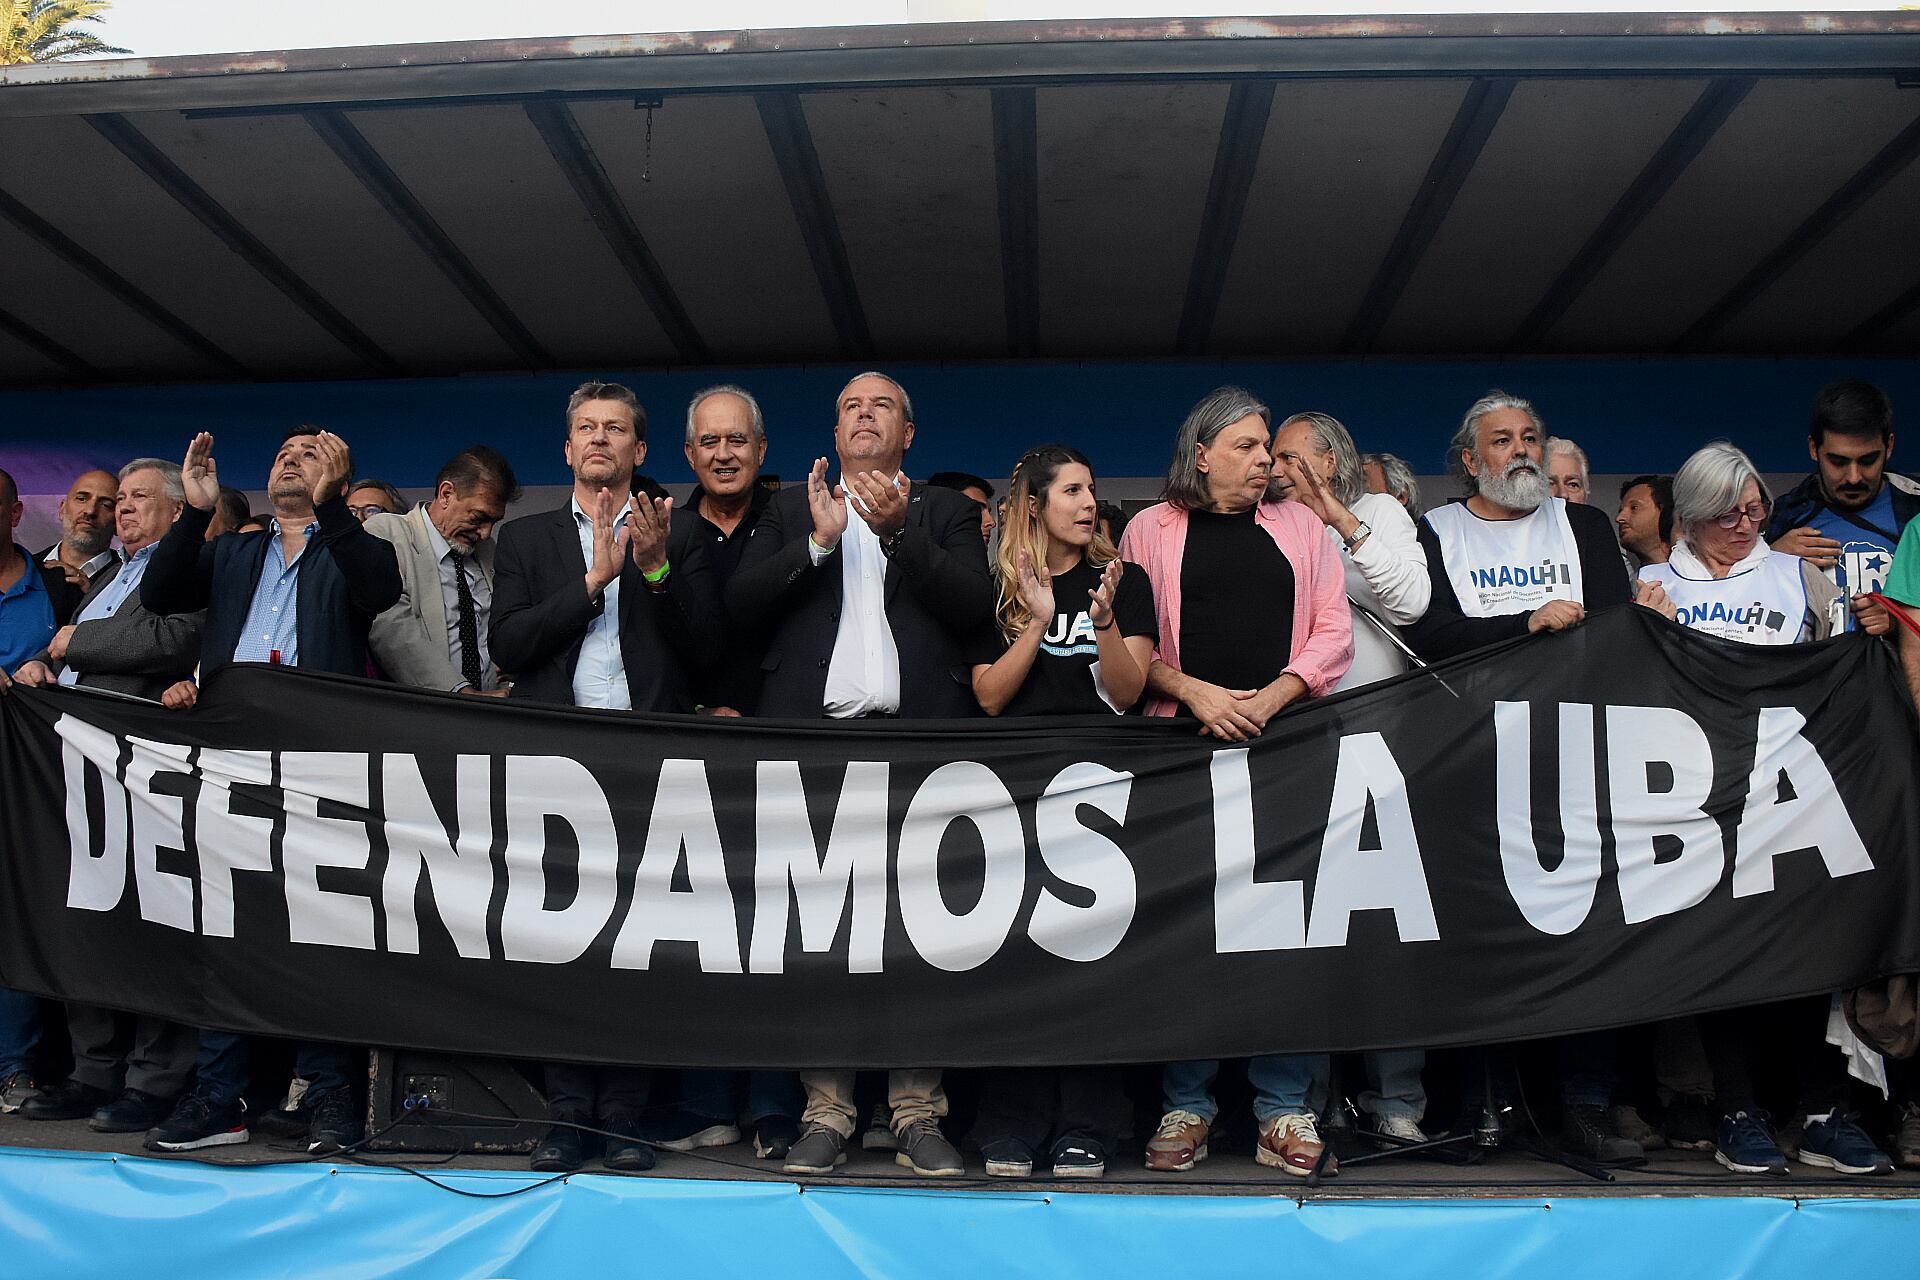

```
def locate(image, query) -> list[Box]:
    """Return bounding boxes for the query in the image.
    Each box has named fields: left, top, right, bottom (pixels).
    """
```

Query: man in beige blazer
left=365, top=446, right=519, bottom=694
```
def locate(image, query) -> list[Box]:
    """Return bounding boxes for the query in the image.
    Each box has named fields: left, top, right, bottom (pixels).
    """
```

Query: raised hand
left=181, top=432, right=220, bottom=512
left=310, top=431, right=353, bottom=507
left=626, top=494, right=673, bottom=576
left=807, top=457, right=848, bottom=551
left=1284, top=448, right=1348, bottom=530
left=583, top=487, right=628, bottom=596
left=1016, top=550, right=1055, bottom=624
left=847, top=470, right=909, bottom=539
left=1087, top=558, right=1123, bottom=629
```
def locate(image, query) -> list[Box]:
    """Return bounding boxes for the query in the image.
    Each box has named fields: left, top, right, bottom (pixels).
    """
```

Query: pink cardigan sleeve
left=1281, top=514, right=1355, bottom=698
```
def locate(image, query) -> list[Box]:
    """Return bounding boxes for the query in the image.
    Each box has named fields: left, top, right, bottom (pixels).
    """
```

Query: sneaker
left=637, top=1106, right=741, bottom=1152
left=753, top=1114, right=800, bottom=1160
left=981, top=1137, right=1035, bottom=1178
left=783, top=1123, right=848, bottom=1175
left=1797, top=1111, right=1893, bottom=1176
left=144, top=1087, right=249, bottom=1152
left=1893, top=1102, right=1920, bottom=1171
left=1370, top=1113, right=1429, bottom=1144
left=0, top=1070, right=40, bottom=1114
left=601, top=1111, right=657, bottom=1172
left=90, top=1087, right=174, bottom=1134
left=1612, top=1103, right=1666, bottom=1151
left=1050, top=1140, right=1106, bottom=1179
left=306, top=1090, right=363, bottom=1154
left=895, top=1119, right=964, bottom=1177
left=1257, top=1112, right=1335, bottom=1177
left=1560, top=1103, right=1646, bottom=1165
left=1661, top=1093, right=1717, bottom=1151
left=861, top=1101, right=896, bottom=1151
left=529, top=1117, right=590, bottom=1172
left=1714, top=1110, right=1788, bottom=1176
left=18, top=1079, right=113, bottom=1122
left=1144, top=1109, right=1210, bottom=1172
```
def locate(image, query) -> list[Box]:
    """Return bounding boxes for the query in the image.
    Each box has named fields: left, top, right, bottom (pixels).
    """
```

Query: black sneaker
left=783, top=1123, right=848, bottom=1174
left=636, top=1106, right=741, bottom=1152
left=602, top=1112, right=658, bottom=1172
left=895, top=1119, right=964, bottom=1177
left=1662, top=1093, right=1718, bottom=1151
left=530, top=1118, right=591, bottom=1172
left=1050, top=1139, right=1107, bottom=1178
left=753, top=1114, right=800, bottom=1160
left=19, top=1079, right=113, bottom=1122
left=981, top=1137, right=1035, bottom=1178
left=1560, top=1103, right=1647, bottom=1165
left=306, top=1090, right=363, bottom=1154
left=145, top=1087, right=249, bottom=1152
left=90, top=1088, right=174, bottom=1134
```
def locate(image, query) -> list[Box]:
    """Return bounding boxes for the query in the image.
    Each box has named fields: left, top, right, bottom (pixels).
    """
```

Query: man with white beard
left=1404, top=390, right=1648, bottom=660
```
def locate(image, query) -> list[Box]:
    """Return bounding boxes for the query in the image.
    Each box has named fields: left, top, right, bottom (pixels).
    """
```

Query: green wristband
left=642, top=557, right=672, bottom=584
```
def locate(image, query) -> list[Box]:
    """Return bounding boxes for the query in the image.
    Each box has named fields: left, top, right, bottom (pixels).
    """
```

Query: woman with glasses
left=1642, top=440, right=1892, bottom=1181
left=1639, top=442, right=1879, bottom=644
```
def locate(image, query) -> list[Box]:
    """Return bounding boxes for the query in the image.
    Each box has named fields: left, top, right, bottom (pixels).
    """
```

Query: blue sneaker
left=1714, top=1110, right=1787, bottom=1176
left=1798, top=1112, right=1893, bottom=1176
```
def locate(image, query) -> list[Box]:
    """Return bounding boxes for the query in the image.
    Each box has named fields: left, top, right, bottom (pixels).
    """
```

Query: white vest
left=1640, top=543, right=1809, bottom=646
left=1425, top=498, right=1584, bottom=619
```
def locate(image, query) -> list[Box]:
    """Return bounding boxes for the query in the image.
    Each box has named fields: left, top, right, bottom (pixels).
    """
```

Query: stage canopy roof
left=0, top=13, right=1917, bottom=387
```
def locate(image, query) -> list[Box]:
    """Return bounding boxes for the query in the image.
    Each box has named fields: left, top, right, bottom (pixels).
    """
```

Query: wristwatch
left=1342, top=521, right=1372, bottom=552
left=879, top=527, right=907, bottom=557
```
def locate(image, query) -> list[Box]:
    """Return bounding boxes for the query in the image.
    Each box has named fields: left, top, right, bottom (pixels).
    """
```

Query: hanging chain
left=643, top=101, right=654, bottom=183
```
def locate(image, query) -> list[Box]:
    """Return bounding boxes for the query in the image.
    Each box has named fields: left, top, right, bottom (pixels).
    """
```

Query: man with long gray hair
left=1362, top=452, right=1423, bottom=519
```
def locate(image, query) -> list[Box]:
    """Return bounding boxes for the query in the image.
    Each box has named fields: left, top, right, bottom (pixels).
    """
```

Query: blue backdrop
left=1, top=356, right=1913, bottom=494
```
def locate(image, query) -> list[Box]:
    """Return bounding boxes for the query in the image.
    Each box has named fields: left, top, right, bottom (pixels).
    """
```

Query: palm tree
left=1, top=1, right=129, bottom=64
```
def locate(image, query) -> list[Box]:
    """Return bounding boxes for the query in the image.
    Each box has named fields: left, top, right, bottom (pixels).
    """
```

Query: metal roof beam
left=1342, top=77, right=1514, bottom=354
left=1677, top=108, right=1920, bottom=351
left=304, top=108, right=554, bottom=369
left=991, top=87, right=1039, bottom=359
left=523, top=98, right=711, bottom=365
left=0, top=186, right=248, bottom=377
left=86, top=112, right=400, bottom=376
left=1177, top=79, right=1276, bottom=355
left=755, top=91, right=873, bottom=362
left=1839, top=279, right=1920, bottom=351
left=0, top=303, right=99, bottom=378
left=1507, top=76, right=1753, bottom=353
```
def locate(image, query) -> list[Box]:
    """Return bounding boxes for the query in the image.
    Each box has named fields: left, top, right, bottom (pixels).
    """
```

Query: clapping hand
left=626, top=494, right=673, bottom=576
left=1016, top=551, right=1055, bottom=624
left=806, top=458, right=848, bottom=551
left=583, top=487, right=629, bottom=596
left=309, top=431, right=354, bottom=508
left=1087, top=558, right=1123, bottom=629
left=846, top=470, right=909, bottom=539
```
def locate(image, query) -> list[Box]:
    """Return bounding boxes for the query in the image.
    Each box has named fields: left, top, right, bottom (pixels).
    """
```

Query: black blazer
left=142, top=497, right=402, bottom=678
left=490, top=501, right=721, bottom=711
left=727, top=482, right=993, bottom=718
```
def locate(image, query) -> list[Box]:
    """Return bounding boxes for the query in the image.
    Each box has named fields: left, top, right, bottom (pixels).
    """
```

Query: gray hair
left=118, top=457, right=184, bottom=503
left=838, top=371, right=914, bottom=425
left=1672, top=441, right=1773, bottom=532
left=685, top=384, right=766, bottom=445
left=1362, top=451, right=1424, bottom=520
left=1279, top=411, right=1367, bottom=507
left=1163, top=386, right=1272, bottom=510
left=1546, top=436, right=1590, bottom=490
left=1449, top=389, right=1544, bottom=497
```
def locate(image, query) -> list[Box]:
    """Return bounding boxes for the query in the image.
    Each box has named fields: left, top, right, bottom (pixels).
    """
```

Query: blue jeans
left=0, top=987, right=41, bottom=1079
left=194, top=1033, right=353, bottom=1107
left=1163, top=1055, right=1324, bottom=1123
left=678, top=1070, right=804, bottom=1123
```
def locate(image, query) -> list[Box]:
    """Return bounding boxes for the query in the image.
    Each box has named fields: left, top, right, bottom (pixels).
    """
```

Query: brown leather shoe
left=1257, top=1112, right=1335, bottom=1178
left=1144, top=1109, right=1210, bottom=1171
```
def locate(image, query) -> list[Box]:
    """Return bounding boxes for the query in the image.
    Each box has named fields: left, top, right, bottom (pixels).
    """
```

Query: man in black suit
left=139, top=425, right=401, bottom=1159
left=489, top=380, right=720, bottom=1175
left=728, top=371, right=992, bottom=1179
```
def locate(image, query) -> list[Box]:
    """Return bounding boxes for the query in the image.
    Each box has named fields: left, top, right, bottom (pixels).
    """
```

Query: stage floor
left=6, top=1111, right=1918, bottom=1200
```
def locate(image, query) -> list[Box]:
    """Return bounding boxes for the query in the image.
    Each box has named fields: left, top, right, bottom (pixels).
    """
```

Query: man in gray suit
left=2, top=457, right=202, bottom=1134
left=363, top=446, right=519, bottom=695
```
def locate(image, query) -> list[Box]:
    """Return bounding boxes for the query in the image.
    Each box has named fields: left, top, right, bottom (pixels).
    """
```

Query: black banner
left=3, top=608, right=1918, bottom=1069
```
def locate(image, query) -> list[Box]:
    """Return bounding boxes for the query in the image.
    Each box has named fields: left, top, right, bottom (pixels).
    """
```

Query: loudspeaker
left=367, top=1050, right=549, bottom=1153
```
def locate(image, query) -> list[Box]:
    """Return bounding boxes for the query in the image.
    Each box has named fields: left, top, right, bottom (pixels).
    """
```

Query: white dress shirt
left=569, top=494, right=632, bottom=710
left=424, top=513, right=494, bottom=692
left=817, top=488, right=902, bottom=717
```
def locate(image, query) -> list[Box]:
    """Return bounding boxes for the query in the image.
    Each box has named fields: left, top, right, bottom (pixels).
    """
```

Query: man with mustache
left=38, top=468, right=120, bottom=592
left=1404, top=390, right=1645, bottom=661
left=1766, top=380, right=1909, bottom=634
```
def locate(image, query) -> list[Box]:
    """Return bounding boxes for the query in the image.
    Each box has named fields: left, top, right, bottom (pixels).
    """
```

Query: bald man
left=39, top=468, right=120, bottom=592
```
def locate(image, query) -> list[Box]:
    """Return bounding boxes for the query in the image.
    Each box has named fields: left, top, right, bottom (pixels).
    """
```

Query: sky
left=85, top=0, right=1897, bottom=60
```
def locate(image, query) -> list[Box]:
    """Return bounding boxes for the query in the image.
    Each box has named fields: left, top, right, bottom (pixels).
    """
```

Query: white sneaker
left=1372, top=1113, right=1428, bottom=1143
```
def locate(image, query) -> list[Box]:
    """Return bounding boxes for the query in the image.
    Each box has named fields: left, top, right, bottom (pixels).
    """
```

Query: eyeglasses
left=346, top=504, right=391, bottom=520
left=1713, top=500, right=1771, bottom=530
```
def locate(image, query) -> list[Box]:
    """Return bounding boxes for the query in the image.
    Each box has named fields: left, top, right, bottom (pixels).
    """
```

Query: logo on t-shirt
left=1839, top=541, right=1892, bottom=598
left=1041, top=610, right=1098, bottom=657
left=1675, top=600, right=1788, bottom=638
left=1469, top=559, right=1573, bottom=591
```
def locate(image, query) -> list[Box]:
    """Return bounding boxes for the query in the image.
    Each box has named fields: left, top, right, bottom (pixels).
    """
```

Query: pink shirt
left=1118, top=500, right=1353, bottom=717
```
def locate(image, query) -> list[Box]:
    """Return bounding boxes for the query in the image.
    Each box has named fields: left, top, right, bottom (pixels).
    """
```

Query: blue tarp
left=0, top=1145, right=1916, bottom=1279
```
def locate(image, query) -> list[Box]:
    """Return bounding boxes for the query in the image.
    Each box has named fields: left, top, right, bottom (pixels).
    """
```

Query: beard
left=64, top=519, right=113, bottom=556
left=1479, top=458, right=1549, bottom=512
